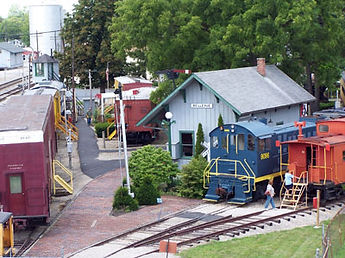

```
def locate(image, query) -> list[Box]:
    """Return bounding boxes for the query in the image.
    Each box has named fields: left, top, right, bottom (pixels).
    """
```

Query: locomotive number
left=260, top=152, right=269, bottom=160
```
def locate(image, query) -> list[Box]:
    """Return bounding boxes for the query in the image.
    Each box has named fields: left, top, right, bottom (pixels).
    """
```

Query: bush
left=94, top=122, right=115, bottom=138
left=136, top=177, right=161, bottom=205
left=113, top=186, right=138, bottom=212
left=178, top=155, right=208, bottom=198
left=129, top=145, right=179, bottom=190
left=319, top=101, right=335, bottom=110
left=195, top=123, right=205, bottom=157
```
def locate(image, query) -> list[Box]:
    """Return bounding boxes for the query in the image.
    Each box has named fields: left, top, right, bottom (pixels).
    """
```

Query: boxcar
left=0, top=95, right=56, bottom=224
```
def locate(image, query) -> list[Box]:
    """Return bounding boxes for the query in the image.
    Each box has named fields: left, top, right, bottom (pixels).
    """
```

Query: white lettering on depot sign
left=191, top=104, right=213, bottom=109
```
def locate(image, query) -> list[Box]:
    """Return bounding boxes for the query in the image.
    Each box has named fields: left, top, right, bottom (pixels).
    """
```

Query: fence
left=322, top=205, right=345, bottom=257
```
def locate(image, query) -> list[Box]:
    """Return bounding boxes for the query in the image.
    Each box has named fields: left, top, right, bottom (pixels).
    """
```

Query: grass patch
left=179, top=224, right=326, bottom=258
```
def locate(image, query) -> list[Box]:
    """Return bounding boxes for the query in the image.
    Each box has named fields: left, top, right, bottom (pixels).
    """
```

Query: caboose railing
left=203, top=158, right=256, bottom=193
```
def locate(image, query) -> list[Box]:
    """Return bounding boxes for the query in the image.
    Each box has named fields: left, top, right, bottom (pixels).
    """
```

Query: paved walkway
left=25, top=117, right=202, bottom=257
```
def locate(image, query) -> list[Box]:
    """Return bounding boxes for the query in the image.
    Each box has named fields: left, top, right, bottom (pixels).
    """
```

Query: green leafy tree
left=178, top=155, right=208, bottom=198
left=0, top=6, right=29, bottom=45
left=129, top=145, right=179, bottom=189
left=217, top=114, right=224, bottom=127
left=57, top=0, right=125, bottom=92
left=195, top=123, right=204, bottom=157
left=136, top=176, right=161, bottom=205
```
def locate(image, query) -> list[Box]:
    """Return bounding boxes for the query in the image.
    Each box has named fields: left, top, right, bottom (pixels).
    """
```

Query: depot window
left=180, top=132, right=194, bottom=157
left=35, top=63, right=44, bottom=76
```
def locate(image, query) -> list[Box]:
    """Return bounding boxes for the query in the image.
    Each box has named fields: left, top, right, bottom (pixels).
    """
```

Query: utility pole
left=106, top=62, right=109, bottom=89
left=89, top=69, right=93, bottom=112
left=71, top=36, right=76, bottom=122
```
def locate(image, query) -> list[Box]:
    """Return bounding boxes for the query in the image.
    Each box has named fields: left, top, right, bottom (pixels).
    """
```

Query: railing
left=52, top=160, right=73, bottom=194
left=203, top=158, right=255, bottom=192
left=56, top=114, right=79, bottom=141
left=106, top=121, right=115, bottom=138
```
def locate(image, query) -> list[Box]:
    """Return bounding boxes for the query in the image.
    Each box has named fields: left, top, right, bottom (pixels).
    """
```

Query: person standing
left=264, top=179, right=276, bottom=210
left=285, top=170, right=297, bottom=193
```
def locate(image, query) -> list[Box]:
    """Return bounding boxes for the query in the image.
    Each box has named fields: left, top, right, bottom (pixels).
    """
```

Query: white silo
left=29, top=3, right=64, bottom=56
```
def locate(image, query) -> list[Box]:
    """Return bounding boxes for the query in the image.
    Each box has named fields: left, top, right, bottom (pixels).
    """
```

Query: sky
left=0, top=0, right=79, bottom=18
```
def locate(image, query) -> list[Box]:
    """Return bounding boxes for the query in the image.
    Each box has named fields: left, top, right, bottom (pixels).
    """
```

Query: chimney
left=257, top=58, right=266, bottom=76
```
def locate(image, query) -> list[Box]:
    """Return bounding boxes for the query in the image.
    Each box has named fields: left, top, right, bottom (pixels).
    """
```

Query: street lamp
left=163, top=111, right=175, bottom=156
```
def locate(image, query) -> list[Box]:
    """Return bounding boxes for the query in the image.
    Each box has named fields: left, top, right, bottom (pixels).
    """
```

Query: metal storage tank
left=29, top=4, right=64, bottom=55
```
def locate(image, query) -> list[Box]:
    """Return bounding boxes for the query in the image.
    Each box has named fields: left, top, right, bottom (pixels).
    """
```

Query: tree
left=0, top=6, right=29, bottom=45
left=178, top=155, right=208, bottom=198
left=218, top=114, right=224, bottom=127
left=128, top=145, right=179, bottom=190
left=57, top=0, right=125, bottom=91
left=195, top=123, right=204, bottom=157
left=135, top=176, right=161, bottom=205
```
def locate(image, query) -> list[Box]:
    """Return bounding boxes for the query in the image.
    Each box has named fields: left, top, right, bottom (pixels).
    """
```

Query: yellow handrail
left=52, top=160, right=73, bottom=195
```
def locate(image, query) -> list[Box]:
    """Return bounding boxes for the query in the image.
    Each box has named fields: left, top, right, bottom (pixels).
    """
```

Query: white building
left=0, top=42, right=25, bottom=69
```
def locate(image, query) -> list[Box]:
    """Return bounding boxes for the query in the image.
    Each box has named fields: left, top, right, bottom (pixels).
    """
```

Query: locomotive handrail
left=204, top=158, right=255, bottom=193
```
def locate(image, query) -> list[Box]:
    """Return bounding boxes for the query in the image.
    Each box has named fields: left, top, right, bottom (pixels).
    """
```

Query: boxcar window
left=212, top=136, right=219, bottom=148
left=343, top=151, right=345, bottom=161
left=248, top=134, right=255, bottom=151
left=319, top=125, right=329, bottom=133
left=238, top=134, right=244, bottom=150
left=181, top=133, right=193, bottom=157
left=258, top=139, right=265, bottom=152
left=265, top=138, right=271, bottom=150
left=221, top=136, right=227, bottom=150
left=9, top=175, right=22, bottom=194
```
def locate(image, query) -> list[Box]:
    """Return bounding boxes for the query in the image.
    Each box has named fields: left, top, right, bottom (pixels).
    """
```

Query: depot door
left=7, top=174, right=25, bottom=215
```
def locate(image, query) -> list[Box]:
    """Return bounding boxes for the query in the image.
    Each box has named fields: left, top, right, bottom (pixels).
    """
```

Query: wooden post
left=316, top=190, right=320, bottom=227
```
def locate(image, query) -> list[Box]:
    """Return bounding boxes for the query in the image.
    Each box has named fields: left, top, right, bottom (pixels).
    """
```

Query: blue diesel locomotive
left=203, top=119, right=316, bottom=204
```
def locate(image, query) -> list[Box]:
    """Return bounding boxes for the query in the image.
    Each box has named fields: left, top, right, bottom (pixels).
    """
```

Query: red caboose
left=284, top=118, right=345, bottom=200
left=0, top=95, right=56, bottom=223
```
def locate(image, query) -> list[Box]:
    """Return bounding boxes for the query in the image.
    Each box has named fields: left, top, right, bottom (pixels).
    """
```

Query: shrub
left=113, top=186, right=138, bottom=212
left=178, top=155, right=208, bottom=198
left=195, top=123, right=205, bottom=157
left=218, top=114, right=224, bottom=127
left=129, top=145, right=179, bottom=190
left=94, top=122, right=115, bottom=138
left=319, top=101, right=335, bottom=110
left=136, top=177, right=161, bottom=205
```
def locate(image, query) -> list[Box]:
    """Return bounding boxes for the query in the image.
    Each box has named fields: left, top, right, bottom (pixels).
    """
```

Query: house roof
left=0, top=42, right=25, bottom=53
left=32, top=54, right=58, bottom=63
left=137, top=65, right=316, bottom=126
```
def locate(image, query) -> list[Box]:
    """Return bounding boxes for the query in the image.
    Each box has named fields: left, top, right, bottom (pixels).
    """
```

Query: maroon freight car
left=0, top=95, right=56, bottom=224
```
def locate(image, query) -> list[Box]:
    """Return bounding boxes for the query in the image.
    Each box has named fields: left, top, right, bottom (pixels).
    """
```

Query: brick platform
left=26, top=169, right=202, bottom=257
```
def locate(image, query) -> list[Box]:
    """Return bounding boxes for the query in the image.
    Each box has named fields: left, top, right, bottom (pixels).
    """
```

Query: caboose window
left=238, top=134, right=244, bottom=150
left=319, top=125, right=329, bottom=133
left=9, top=175, right=22, bottom=194
left=181, top=132, right=194, bottom=157
left=248, top=134, right=255, bottom=151
left=343, top=151, right=345, bottom=161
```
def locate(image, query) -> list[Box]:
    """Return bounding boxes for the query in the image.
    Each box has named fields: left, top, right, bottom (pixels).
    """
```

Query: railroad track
left=67, top=201, right=344, bottom=258
left=0, top=77, right=33, bottom=102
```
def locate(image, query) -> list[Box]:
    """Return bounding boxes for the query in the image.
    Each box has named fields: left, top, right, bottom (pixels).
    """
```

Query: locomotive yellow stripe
left=254, top=171, right=284, bottom=183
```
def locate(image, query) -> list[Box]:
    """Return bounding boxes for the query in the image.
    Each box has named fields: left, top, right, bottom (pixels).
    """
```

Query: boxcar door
left=7, top=174, right=25, bottom=215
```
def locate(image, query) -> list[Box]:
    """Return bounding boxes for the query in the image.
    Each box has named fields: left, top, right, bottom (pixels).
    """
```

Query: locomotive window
left=212, top=136, right=219, bottom=148
left=319, top=125, right=329, bottom=133
left=248, top=134, right=255, bottom=151
left=238, top=134, right=244, bottom=150
left=181, top=132, right=193, bottom=157
left=221, top=136, right=227, bottom=150
left=9, top=175, right=22, bottom=194
left=265, top=138, right=271, bottom=150
left=230, top=135, right=235, bottom=146
left=258, top=139, right=265, bottom=151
